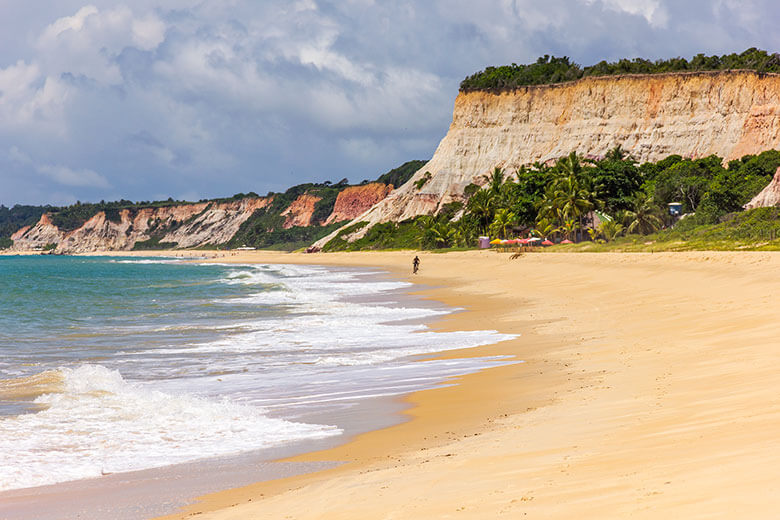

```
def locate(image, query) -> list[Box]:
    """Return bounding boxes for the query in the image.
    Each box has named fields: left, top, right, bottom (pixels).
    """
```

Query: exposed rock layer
left=11, top=198, right=271, bottom=253
left=315, top=70, right=780, bottom=246
left=325, top=183, right=394, bottom=225
left=281, top=194, right=322, bottom=229
left=745, top=166, right=780, bottom=209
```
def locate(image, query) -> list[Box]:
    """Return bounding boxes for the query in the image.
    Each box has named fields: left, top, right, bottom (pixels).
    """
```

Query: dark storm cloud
left=0, top=0, right=778, bottom=205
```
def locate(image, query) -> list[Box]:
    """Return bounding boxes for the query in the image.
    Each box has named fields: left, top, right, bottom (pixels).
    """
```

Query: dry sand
left=124, top=249, right=780, bottom=518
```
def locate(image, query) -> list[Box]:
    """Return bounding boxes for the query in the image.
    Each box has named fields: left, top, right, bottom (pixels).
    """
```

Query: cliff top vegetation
left=460, top=48, right=780, bottom=92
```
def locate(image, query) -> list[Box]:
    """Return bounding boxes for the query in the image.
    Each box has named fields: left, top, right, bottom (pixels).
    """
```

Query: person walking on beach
left=413, top=255, right=420, bottom=274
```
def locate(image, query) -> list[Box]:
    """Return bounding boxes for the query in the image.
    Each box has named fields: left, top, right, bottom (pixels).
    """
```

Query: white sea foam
left=110, top=259, right=185, bottom=264
left=0, top=365, right=339, bottom=491
left=1, top=261, right=518, bottom=493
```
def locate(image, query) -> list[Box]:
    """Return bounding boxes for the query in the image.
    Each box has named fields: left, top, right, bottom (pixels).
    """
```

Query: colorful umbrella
left=541, top=239, right=554, bottom=246
left=561, top=239, right=574, bottom=244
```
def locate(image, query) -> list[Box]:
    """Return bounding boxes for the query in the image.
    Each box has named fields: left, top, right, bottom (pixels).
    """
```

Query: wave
left=0, top=365, right=340, bottom=491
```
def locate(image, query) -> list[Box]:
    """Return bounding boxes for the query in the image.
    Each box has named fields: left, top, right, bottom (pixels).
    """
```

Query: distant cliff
left=313, top=70, right=780, bottom=246
left=7, top=181, right=396, bottom=253
left=10, top=198, right=271, bottom=253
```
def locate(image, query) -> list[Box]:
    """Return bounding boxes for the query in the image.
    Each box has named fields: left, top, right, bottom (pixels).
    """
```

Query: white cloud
left=38, top=164, right=110, bottom=188
left=1, top=0, right=779, bottom=206
left=7, top=145, right=109, bottom=188
left=582, top=0, right=668, bottom=27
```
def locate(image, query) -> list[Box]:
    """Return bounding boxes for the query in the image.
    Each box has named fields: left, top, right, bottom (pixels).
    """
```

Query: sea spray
left=0, top=365, right=339, bottom=491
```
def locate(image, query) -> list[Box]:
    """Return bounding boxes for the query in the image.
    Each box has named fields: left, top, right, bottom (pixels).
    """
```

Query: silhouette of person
left=413, top=255, right=420, bottom=274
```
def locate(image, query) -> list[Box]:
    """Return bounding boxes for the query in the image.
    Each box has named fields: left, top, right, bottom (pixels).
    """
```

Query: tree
left=551, top=175, right=593, bottom=241
left=466, top=189, right=495, bottom=234
left=482, top=166, right=507, bottom=196
left=532, top=217, right=559, bottom=240
left=625, top=195, right=664, bottom=235
left=489, top=209, right=517, bottom=239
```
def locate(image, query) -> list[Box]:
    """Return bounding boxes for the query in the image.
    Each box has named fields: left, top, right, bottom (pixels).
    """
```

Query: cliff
left=10, top=198, right=271, bottom=253
left=745, top=166, right=780, bottom=209
left=7, top=181, right=396, bottom=252
left=324, top=183, right=394, bottom=225
left=314, top=70, right=780, bottom=246
left=281, top=194, right=322, bottom=228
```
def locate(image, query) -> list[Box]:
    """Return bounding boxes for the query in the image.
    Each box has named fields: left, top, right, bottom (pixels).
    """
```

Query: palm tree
left=489, top=208, right=517, bottom=239
left=551, top=176, right=593, bottom=241
left=482, top=167, right=507, bottom=196
left=417, top=216, right=454, bottom=248
left=598, top=219, right=624, bottom=241
left=625, top=195, right=664, bottom=235
left=557, top=151, right=583, bottom=179
left=604, top=144, right=629, bottom=162
left=532, top=217, right=559, bottom=241
left=467, top=189, right=495, bottom=234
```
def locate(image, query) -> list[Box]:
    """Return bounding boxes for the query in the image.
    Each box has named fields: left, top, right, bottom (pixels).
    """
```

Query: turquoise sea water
left=0, top=255, right=513, bottom=491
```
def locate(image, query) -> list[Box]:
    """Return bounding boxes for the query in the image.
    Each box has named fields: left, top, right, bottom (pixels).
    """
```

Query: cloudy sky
left=1, top=0, right=778, bottom=205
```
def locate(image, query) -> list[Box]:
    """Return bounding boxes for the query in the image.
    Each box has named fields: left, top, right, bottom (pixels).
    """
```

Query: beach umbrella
left=541, top=239, right=554, bottom=246
left=490, top=238, right=502, bottom=245
left=561, top=239, right=574, bottom=244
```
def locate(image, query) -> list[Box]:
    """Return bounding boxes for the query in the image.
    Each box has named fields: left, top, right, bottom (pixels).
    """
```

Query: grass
left=532, top=207, right=780, bottom=252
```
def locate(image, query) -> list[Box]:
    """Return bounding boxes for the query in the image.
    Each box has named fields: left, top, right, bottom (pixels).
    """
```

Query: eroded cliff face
left=745, top=166, right=780, bottom=209
left=281, top=194, right=322, bottom=228
left=11, top=198, right=271, bottom=253
left=315, top=70, right=780, bottom=246
left=324, top=183, right=393, bottom=225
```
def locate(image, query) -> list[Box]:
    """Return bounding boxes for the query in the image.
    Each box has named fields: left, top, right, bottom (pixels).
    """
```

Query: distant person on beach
left=413, top=255, right=420, bottom=274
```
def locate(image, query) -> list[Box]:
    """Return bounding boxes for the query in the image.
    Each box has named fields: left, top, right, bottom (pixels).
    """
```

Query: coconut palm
left=532, top=217, right=559, bottom=240
left=489, top=208, right=517, bottom=239
left=482, top=166, right=507, bottom=196
left=598, top=219, right=624, bottom=241
left=625, top=195, right=664, bottom=235
left=551, top=175, right=593, bottom=241
left=466, top=189, right=495, bottom=234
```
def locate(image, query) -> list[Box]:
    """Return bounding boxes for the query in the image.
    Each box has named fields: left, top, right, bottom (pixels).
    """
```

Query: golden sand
left=114, top=249, right=780, bottom=519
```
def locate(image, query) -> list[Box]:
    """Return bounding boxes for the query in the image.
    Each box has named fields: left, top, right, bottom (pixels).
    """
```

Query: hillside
left=314, top=67, right=780, bottom=247
left=2, top=161, right=427, bottom=252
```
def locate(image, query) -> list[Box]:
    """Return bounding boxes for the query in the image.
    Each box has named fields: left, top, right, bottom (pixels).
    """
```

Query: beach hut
left=478, top=236, right=491, bottom=249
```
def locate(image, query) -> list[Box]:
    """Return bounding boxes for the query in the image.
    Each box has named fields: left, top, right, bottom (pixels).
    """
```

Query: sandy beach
left=94, top=248, right=777, bottom=520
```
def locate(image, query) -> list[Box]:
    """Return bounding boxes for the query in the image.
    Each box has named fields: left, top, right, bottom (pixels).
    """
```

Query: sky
left=1, top=0, right=779, bottom=206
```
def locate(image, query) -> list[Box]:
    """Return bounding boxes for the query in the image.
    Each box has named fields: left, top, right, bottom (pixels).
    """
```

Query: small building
left=477, top=236, right=491, bottom=249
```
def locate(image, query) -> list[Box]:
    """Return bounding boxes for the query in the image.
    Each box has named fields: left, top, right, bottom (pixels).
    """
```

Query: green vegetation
left=132, top=237, right=179, bottom=250
left=326, top=147, right=779, bottom=252
left=0, top=237, right=13, bottom=249
left=553, top=207, right=780, bottom=252
left=375, top=160, right=427, bottom=188
left=461, top=48, right=780, bottom=92
left=228, top=221, right=344, bottom=251
left=0, top=205, right=50, bottom=238
left=414, top=172, right=432, bottom=190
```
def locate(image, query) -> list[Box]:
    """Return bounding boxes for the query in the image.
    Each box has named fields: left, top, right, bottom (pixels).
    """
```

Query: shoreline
left=145, top=249, right=780, bottom=519
left=0, top=252, right=514, bottom=519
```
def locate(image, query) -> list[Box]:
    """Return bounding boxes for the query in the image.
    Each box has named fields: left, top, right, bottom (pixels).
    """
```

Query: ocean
left=0, top=255, right=514, bottom=500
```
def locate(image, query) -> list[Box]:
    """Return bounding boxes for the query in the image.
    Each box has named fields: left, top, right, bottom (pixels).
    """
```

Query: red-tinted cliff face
left=281, top=194, right=322, bottom=228
left=324, top=183, right=393, bottom=225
